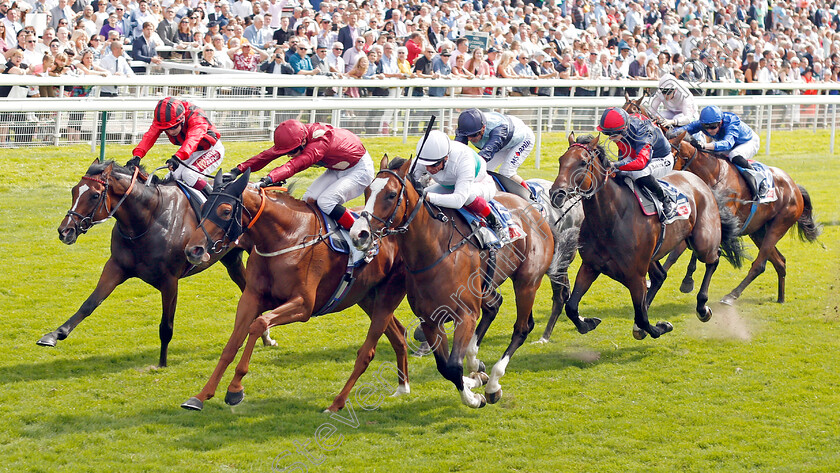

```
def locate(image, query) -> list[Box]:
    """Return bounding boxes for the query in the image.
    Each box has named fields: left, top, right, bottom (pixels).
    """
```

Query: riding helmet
left=415, top=130, right=451, bottom=165
left=699, top=105, right=723, bottom=125
left=271, top=120, right=307, bottom=155
left=597, top=107, right=630, bottom=135
left=153, top=97, right=187, bottom=129
left=456, top=108, right=486, bottom=137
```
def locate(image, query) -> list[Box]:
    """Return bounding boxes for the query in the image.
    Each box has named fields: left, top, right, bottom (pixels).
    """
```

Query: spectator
left=345, top=54, right=367, bottom=100
left=229, top=39, right=267, bottom=72
left=411, top=45, right=436, bottom=96
left=99, top=40, right=134, bottom=96
left=429, top=44, right=452, bottom=97
left=244, top=14, right=269, bottom=49
left=100, top=11, right=124, bottom=39
left=210, top=34, right=233, bottom=68
left=404, top=31, right=423, bottom=64
left=131, top=21, right=163, bottom=73
left=496, top=51, right=518, bottom=79
left=342, top=36, right=365, bottom=73
left=287, top=41, right=319, bottom=96
left=260, top=45, right=293, bottom=96
left=49, top=0, right=76, bottom=31
left=198, top=44, right=222, bottom=70
left=512, top=51, right=536, bottom=96
left=157, top=6, right=178, bottom=48
left=129, top=0, right=157, bottom=40
left=325, top=41, right=345, bottom=75
left=21, top=33, right=41, bottom=67
left=396, top=45, right=411, bottom=74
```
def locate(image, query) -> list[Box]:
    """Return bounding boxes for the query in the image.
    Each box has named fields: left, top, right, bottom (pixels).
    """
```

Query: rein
left=66, top=166, right=141, bottom=235
left=567, top=142, right=613, bottom=199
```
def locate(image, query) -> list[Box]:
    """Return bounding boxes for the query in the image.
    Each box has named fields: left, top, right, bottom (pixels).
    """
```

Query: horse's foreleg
left=767, top=246, right=787, bottom=303
left=466, top=292, right=502, bottom=373
left=662, top=241, right=696, bottom=293
left=157, top=279, right=178, bottom=368
left=448, top=313, right=485, bottom=408
left=535, top=277, right=569, bottom=343
left=381, top=316, right=410, bottom=395
left=182, top=292, right=261, bottom=411
left=220, top=249, right=276, bottom=347
left=486, top=283, right=538, bottom=404
left=37, top=259, right=127, bottom=348
left=564, top=263, right=602, bottom=334
left=225, top=296, right=310, bottom=404
left=695, top=259, right=718, bottom=323
left=629, top=277, right=673, bottom=340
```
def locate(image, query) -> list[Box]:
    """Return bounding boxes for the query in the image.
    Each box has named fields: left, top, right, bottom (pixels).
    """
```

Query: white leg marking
left=464, top=334, right=479, bottom=373
left=459, top=387, right=483, bottom=408
left=486, top=355, right=510, bottom=394
left=391, top=383, right=410, bottom=397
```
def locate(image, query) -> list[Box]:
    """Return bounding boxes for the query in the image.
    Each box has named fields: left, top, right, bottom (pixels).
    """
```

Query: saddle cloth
left=623, top=177, right=691, bottom=224
left=457, top=200, right=527, bottom=249
left=745, top=161, right=778, bottom=204
left=319, top=209, right=379, bottom=267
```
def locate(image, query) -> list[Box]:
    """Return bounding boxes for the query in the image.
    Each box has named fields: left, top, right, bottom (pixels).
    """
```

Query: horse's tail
left=795, top=185, right=822, bottom=243
left=714, top=189, right=747, bottom=269
left=547, top=226, right=580, bottom=286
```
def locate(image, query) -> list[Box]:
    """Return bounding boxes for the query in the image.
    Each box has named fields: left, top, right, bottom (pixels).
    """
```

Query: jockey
left=675, top=105, right=767, bottom=199
left=412, top=130, right=503, bottom=233
left=128, top=97, right=223, bottom=197
left=598, top=107, right=676, bottom=221
left=454, top=108, right=534, bottom=187
left=648, top=74, right=698, bottom=128
left=226, top=120, right=374, bottom=230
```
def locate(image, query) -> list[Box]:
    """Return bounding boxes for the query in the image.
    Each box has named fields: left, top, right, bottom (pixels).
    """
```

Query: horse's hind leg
left=768, top=247, right=787, bottom=303
left=38, top=259, right=127, bottom=348
left=465, top=291, right=502, bottom=374
left=645, top=261, right=667, bottom=310
left=221, top=249, right=276, bottom=347
left=424, top=315, right=486, bottom=409
left=486, top=281, right=538, bottom=404
left=694, top=259, right=718, bottom=322
left=721, top=226, right=786, bottom=305
left=629, top=276, right=673, bottom=340
left=662, top=242, right=696, bottom=293
left=535, top=277, right=569, bottom=344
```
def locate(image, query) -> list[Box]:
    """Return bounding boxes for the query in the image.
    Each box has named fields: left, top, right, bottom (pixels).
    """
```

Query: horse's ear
left=567, top=132, right=576, bottom=145
left=103, top=161, right=114, bottom=177
left=90, top=158, right=100, bottom=166
left=227, top=168, right=251, bottom=196
left=624, top=92, right=631, bottom=102
left=213, top=169, right=224, bottom=188
left=399, top=157, right=412, bottom=177
left=674, top=130, right=687, bottom=143
left=380, top=154, right=389, bottom=170
left=588, top=133, right=601, bottom=149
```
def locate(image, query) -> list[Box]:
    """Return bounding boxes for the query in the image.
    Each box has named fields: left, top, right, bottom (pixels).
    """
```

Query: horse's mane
left=574, top=134, right=609, bottom=167
left=87, top=160, right=166, bottom=185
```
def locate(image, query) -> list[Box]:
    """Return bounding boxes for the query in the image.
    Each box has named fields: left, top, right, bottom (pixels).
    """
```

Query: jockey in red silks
left=226, top=119, right=374, bottom=230
left=128, top=97, right=223, bottom=197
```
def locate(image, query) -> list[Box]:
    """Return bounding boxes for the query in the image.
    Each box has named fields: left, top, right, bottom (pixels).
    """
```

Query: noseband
left=65, top=166, right=140, bottom=235
left=195, top=186, right=263, bottom=254
left=566, top=142, right=611, bottom=199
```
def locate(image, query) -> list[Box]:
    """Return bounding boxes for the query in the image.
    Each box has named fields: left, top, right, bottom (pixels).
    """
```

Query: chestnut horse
left=49, top=160, right=274, bottom=367
left=665, top=134, right=821, bottom=304
left=549, top=134, right=746, bottom=339
left=350, top=157, right=554, bottom=408
left=180, top=170, right=409, bottom=413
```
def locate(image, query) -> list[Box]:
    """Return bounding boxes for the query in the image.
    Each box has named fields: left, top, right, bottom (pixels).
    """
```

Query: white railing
left=2, top=75, right=839, bottom=161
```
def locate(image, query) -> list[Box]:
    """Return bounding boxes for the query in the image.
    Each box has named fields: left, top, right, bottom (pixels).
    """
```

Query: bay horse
left=549, top=134, right=747, bottom=339
left=49, top=159, right=275, bottom=368
left=665, top=133, right=822, bottom=304
left=350, top=156, right=554, bottom=408
left=180, top=169, right=409, bottom=413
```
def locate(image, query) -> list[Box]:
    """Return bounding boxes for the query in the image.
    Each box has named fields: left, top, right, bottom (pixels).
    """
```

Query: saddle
left=488, top=171, right=538, bottom=203
left=457, top=200, right=526, bottom=249
left=175, top=181, right=206, bottom=220
left=317, top=208, right=379, bottom=267
left=738, top=161, right=778, bottom=204
left=622, top=177, right=691, bottom=224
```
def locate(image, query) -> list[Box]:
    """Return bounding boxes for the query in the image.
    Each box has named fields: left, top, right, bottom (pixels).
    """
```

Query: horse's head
left=350, top=155, right=413, bottom=251
left=58, top=159, right=139, bottom=244
left=667, top=130, right=695, bottom=171
left=550, top=132, right=607, bottom=208
left=622, top=91, right=650, bottom=119
left=185, top=168, right=252, bottom=265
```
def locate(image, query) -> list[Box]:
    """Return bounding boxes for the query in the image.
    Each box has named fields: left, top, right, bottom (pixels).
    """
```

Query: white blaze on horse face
left=364, top=177, right=388, bottom=215
left=70, top=184, right=91, bottom=213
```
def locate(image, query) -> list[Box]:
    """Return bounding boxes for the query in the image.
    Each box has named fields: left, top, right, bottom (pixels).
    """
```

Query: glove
left=661, top=119, right=674, bottom=128
left=702, top=141, right=716, bottom=151
left=166, top=156, right=180, bottom=171
left=221, top=167, right=242, bottom=184
left=258, top=176, right=274, bottom=188
left=125, top=156, right=141, bottom=169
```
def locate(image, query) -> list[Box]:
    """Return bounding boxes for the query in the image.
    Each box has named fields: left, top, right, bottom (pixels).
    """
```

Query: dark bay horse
left=549, top=134, right=746, bottom=339
left=350, top=157, right=554, bottom=408
left=49, top=160, right=274, bottom=367
left=181, top=170, right=409, bottom=413
left=666, top=134, right=822, bottom=304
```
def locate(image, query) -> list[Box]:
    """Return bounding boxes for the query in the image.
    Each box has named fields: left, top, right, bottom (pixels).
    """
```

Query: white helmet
left=415, top=130, right=451, bottom=165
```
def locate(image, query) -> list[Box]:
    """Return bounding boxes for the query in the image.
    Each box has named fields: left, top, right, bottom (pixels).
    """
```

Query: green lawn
left=1, top=130, right=838, bottom=472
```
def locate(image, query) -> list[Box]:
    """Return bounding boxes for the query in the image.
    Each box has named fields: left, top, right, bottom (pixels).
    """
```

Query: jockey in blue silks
left=454, top=108, right=535, bottom=187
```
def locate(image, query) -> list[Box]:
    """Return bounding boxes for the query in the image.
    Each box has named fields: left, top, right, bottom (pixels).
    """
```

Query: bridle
left=358, top=169, right=428, bottom=240
left=671, top=139, right=699, bottom=172
left=566, top=142, right=612, bottom=199
left=65, top=166, right=140, bottom=235
left=195, top=184, right=264, bottom=254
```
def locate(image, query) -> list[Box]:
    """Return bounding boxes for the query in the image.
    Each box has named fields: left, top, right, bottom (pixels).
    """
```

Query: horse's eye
left=90, top=192, right=101, bottom=200
left=386, top=191, right=398, bottom=199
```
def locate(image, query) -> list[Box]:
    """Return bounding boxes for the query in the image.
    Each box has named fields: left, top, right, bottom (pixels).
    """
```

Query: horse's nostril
left=358, top=230, right=370, bottom=241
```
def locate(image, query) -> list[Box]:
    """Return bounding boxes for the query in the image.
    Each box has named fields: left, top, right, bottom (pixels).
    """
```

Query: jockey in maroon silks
left=127, top=97, right=223, bottom=197
left=226, top=119, right=374, bottom=230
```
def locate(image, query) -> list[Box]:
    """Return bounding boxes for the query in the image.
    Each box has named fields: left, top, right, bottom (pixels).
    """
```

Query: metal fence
left=2, top=75, right=840, bottom=165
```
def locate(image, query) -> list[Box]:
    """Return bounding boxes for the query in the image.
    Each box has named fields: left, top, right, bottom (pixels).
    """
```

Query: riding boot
left=637, top=175, right=674, bottom=221
left=485, top=211, right=504, bottom=235
left=329, top=204, right=355, bottom=230
left=729, top=155, right=764, bottom=200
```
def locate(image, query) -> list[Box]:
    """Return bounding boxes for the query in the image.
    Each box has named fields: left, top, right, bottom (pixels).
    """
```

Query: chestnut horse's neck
left=395, top=181, right=456, bottom=272
left=681, top=144, right=727, bottom=187
left=239, top=187, right=322, bottom=250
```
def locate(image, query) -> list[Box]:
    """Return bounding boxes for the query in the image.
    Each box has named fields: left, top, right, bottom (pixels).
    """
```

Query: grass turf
left=0, top=130, right=838, bottom=472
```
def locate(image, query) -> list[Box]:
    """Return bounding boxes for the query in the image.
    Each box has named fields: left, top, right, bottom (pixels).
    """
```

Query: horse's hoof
left=470, top=371, right=490, bottom=386
left=224, top=389, right=245, bottom=406
left=532, top=337, right=549, bottom=345
left=720, top=295, right=736, bottom=306
left=477, top=394, right=487, bottom=408
left=36, top=333, right=57, bottom=347
left=657, top=321, right=674, bottom=334
left=263, top=339, right=278, bottom=347
left=181, top=397, right=204, bottom=411
left=679, top=279, right=695, bottom=294
left=477, top=360, right=486, bottom=373
left=697, top=306, right=712, bottom=323
left=486, top=389, right=503, bottom=404
left=633, top=325, right=647, bottom=340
